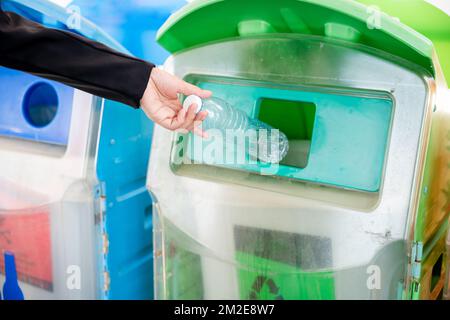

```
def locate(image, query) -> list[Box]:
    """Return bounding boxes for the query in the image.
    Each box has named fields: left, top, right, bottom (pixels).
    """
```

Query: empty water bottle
left=183, top=95, right=289, bottom=163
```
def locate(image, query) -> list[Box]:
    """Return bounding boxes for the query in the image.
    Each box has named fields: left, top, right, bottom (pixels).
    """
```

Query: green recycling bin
left=147, top=0, right=450, bottom=300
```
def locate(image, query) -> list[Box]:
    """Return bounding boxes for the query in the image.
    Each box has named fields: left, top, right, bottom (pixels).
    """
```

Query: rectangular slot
left=257, top=98, right=316, bottom=168
left=174, top=75, right=393, bottom=193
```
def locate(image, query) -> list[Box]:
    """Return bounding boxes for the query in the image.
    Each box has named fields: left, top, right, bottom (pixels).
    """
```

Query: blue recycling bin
left=0, top=0, right=153, bottom=300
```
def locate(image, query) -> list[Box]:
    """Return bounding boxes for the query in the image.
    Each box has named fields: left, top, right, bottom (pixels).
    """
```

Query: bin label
left=234, top=225, right=335, bottom=300
left=0, top=212, right=53, bottom=291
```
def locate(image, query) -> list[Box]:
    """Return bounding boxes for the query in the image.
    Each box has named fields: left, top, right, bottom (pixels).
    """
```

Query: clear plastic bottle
left=183, top=95, right=289, bottom=164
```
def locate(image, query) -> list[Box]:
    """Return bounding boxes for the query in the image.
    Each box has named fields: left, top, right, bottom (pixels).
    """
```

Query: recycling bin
left=446, top=230, right=450, bottom=299
left=0, top=0, right=153, bottom=299
left=147, top=0, right=450, bottom=300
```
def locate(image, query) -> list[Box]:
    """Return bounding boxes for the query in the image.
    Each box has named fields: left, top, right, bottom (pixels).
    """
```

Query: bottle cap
left=183, top=95, right=203, bottom=113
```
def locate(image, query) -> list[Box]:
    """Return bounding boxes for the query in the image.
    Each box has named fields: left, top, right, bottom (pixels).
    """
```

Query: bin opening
left=257, top=98, right=316, bottom=168
left=22, top=82, right=58, bottom=128
left=175, top=75, right=392, bottom=193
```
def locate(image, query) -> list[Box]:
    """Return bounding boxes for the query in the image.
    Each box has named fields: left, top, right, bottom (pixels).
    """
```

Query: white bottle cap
left=183, top=95, right=203, bottom=113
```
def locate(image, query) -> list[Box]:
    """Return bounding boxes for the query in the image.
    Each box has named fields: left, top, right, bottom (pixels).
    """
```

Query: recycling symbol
left=249, top=275, right=284, bottom=300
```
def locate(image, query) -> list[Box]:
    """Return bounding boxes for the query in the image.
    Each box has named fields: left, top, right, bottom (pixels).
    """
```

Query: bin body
left=0, top=0, right=153, bottom=299
left=148, top=0, right=450, bottom=300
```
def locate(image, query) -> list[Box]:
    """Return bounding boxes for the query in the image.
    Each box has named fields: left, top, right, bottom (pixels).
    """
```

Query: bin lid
left=1, top=0, right=129, bottom=54
left=356, top=0, right=450, bottom=84
left=157, top=0, right=435, bottom=76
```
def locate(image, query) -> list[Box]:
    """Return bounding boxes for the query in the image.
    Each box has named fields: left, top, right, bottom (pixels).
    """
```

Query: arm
left=0, top=9, right=210, bottom=133
left=0, top=8, right=152, bottom=107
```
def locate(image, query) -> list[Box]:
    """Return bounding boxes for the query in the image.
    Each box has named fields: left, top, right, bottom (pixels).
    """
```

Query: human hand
left=140, top=68, right=211, bottom=137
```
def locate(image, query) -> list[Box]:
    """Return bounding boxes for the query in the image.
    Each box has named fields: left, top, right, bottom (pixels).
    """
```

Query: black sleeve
left=0, top=8, right=154, bottom=108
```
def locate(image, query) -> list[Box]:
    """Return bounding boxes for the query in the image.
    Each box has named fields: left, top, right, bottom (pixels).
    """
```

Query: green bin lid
left=356, top=0, right=450, bottom=84
left=157, top=0, right=435, bottom=76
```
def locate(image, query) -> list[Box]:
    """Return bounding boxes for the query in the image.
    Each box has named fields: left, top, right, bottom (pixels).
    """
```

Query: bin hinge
left=93, top=183, right=107, bottom=224
left=409, top=241, right=423, bottom=299
left=94, top=182, right=110, bottom=298
left=103, top=270, right=111, bottom=295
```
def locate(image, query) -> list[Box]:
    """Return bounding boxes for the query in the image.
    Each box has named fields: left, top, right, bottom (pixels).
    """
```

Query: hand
left=140, top=68, right=211, bottom=137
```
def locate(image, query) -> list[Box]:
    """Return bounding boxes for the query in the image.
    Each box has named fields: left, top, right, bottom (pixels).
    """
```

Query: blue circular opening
left=23, top=82, right=59, bottom=128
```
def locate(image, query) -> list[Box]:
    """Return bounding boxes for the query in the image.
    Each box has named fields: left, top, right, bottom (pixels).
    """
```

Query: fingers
left=196, top=110, right=208, bottom=121
left=164, top=103, right=199, bottom=132
left=162, top=107, right=208, bottom=137
left=193, top=126, right=208, bottom=138
left=179, top=79, right=212, bottom=99
left=183, top=110, right=207, bottom=131
left=164, top=106, right=187, bottom=132
left=180, top=103, right=198, bottom=129
left=193, top=111, right=209, bottom=138
left=183, top=110, right=209, bottom=138
left=150, top=68, right=212, bottom=99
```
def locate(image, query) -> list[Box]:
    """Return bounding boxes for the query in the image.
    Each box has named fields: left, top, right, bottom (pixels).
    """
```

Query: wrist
left=140, top=71, right=155, bottom=107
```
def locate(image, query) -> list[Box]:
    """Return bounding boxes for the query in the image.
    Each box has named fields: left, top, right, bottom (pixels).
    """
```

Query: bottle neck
left=4, top=253, right=19, bottom=283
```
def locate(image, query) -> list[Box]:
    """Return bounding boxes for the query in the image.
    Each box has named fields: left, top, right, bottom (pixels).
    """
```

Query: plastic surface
left=356, top=0, right=450, bottom=85
left=0, top=2, right=108, bottom=298
left=157, top=0, right=434, bottom=76
left=0, top=69, right=74, bottom=145
left=0, top=0, right=154, bottom=300
left=181, top=78, right=392, bottom=192
left=354, top=0, right=450, bottom=298
left=0, top=0, right=127, bottom=145
left=96, top=100, right=154, bottom=300
left=0, top=90, right=100, bottom=299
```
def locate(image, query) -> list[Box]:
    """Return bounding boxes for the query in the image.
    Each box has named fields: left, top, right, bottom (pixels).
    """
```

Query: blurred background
left=69, top=0, right=188, bottom=65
